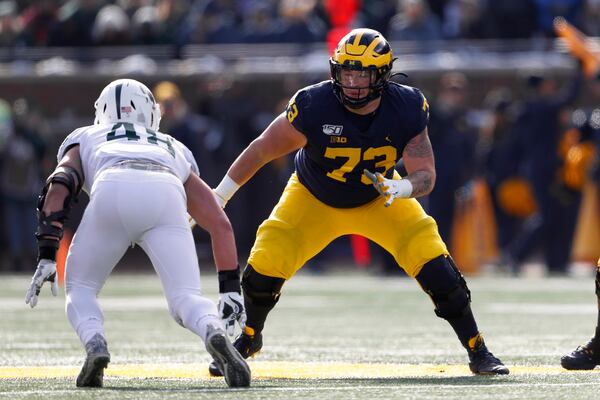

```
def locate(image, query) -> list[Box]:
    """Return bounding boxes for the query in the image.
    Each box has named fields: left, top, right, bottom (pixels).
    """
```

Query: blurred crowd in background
left=0, top=0, right=600, bottom=278
left=0, top=0, right=599, bottom=48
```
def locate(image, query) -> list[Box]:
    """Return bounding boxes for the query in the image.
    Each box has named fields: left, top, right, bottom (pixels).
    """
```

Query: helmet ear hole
left=130, top=100, right=136, bottom=110
left=103, top=103, right=107, bottom=113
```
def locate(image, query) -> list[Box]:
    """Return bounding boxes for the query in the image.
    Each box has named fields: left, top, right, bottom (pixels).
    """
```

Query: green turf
left=2, top=270, right=600, bottom=399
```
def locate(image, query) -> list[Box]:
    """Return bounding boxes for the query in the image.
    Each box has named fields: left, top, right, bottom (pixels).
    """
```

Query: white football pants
left=64, top=168, right=221, bottom=346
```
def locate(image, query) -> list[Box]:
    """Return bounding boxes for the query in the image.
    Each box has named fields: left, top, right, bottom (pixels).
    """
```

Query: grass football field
left=2, top=269, right=600, bottom=399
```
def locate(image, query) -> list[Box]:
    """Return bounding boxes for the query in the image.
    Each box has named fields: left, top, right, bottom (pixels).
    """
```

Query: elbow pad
left=35, top=165, right=83, bottom=261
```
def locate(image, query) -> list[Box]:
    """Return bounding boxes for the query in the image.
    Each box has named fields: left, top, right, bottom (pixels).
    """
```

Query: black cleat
left=561, top=339, right=600, bottom=370
left=205, top=326, right=251, bottom=387
left=76, top=333, right=111, bottom=387
left=208, top=328, right=262, bottom=377
left=467, top=335, right=509, bottom=375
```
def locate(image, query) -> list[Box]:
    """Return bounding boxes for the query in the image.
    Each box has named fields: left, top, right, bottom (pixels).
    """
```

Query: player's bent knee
left=242, top=265, right=285, bottom=307
left=416, top=255, right=471, bottom=320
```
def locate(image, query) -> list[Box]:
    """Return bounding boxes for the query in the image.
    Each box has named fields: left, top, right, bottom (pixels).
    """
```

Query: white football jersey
left=57, top=123, right=199, bottom=194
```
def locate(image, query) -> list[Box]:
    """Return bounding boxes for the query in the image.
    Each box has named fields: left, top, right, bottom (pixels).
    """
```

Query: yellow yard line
left=1, top=362, right=598, bottom=380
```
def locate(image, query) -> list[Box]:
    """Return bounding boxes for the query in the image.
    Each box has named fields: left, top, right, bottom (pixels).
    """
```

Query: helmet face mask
left=329, top=28, right=394, bottom=109
left=94, top=79, right=161, bottom=131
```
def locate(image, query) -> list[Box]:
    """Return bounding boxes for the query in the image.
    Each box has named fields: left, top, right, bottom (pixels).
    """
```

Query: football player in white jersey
left=24, top=79, right=250, bottom=388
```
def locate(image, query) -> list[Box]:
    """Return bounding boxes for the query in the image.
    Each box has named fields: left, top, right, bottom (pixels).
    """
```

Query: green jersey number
left=107, top=122, right=175, bottom=157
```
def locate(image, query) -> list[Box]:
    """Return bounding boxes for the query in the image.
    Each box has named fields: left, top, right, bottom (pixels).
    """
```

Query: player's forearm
left=202, top=208, right=238, bottom=271
left=227, top=138, right=275, bottom=186
left=215, top=138, right=275, bottom=203
left=210, top=225, right=239, bottom=272
left=405, top=169, right=436, bottom=198
left=42, top=184, right=70, bottom=222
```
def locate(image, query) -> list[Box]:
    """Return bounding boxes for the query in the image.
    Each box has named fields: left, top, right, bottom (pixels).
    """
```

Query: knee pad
left=416, top=255, right=471, bottom=320
left=242, top=265, right=285, bottom=307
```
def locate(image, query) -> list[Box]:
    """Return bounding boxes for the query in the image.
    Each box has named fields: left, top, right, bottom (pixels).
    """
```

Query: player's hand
left=212, top=190, right=227, bottom=209
left=25, top=259, right=58, bottom=308
left=363, top=169, right=412, bottom=207
left=218, top=292, right=246, bottom=337
left=364, top=169, right=395, bottom=206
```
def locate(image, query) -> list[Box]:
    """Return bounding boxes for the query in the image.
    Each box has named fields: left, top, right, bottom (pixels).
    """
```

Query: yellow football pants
left=248, top=173, right=448, bottom=280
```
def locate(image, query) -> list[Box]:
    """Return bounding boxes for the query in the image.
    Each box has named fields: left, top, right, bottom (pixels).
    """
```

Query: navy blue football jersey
left=286, top=80, right=429, bottom=208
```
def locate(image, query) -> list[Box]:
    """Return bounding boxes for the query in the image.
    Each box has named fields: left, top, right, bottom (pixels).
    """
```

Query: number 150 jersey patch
left=286, top=80, right=429, bottom=208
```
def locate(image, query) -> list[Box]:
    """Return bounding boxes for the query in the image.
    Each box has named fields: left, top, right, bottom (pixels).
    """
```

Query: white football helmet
left=94, top=79, right=161, bottom=131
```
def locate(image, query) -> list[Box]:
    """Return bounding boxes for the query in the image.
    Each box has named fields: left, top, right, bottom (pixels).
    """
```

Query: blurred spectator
left=505, top=65, right=584, bottom=275
left=242, top=3, right=278, bottom=43
left=276, top=0, right=326, bottom=43
left=117, top=0, right=153, bottom=18
left=92, top=4, right=131, bottom=45
left=0, top=0, right=20, bottom=47
left=581, top=0, right=600, bottom=36
left=388, top=0, right=443, bottom=45
left=353, top=0, right=397, bottom=36
left=18, top=0, right=58, bottom=46
left=559, top=107, right=599, bottom=192
left=426, top=72, right=478, bottom=244
left=441, top=0, right=489, bottom=39
left=477, top=87, right=524, bottom=259
left=322, top=0, right=359, bottom=53
left=185, top=0, right=243, bottom=44
left=532, top=0, right=585, bottom=37
left=153, top=80, right=223, bottom=185
left=0, top=99, right=46, bottom=272
left=481, top=0, right=538, bottom=39
left=156, top=0, right=192, bottom=47
left=131, top=5, right=164, bottom=45
left=48, top=0, right=101, bottom=47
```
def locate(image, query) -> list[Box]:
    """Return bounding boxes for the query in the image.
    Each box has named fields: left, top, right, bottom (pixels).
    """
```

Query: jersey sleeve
left=411, top=88, right=430, bottom=136
left=172, top=138, right=197, bottom=179
left=183, top=147, right=199, bottom=176
left=285, top=88, right=310, bottom=135
left=56, top=126, right=88, bottom=162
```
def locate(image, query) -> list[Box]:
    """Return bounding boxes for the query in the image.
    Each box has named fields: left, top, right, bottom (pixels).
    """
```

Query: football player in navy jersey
left=209, top=28, right=508, bottom=375
left=561, top=258, right=600, bottom=370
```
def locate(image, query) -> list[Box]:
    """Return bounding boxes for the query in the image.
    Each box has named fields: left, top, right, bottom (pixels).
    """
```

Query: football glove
left=218, top=292, right=247, bottom=337
left=25, top=259, right=58, bottom=308
left=363, top=169, right=413, bottom=207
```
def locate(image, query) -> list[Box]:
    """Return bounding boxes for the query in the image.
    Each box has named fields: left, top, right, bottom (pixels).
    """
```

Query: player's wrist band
left=214, top=175, right=240, bottom=202
left=218, top=265, right=241, bottom=293
left=37, top=239, right=59, bottom=262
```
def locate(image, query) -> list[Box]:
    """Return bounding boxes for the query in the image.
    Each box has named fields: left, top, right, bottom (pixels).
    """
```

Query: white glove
left=363, top=169, right=413, bottom=207
left=25, top=259, right=59, bottom=308
left=212, top=190, right=227, bottom=209
left=218, top=292, right=246, bottom=337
